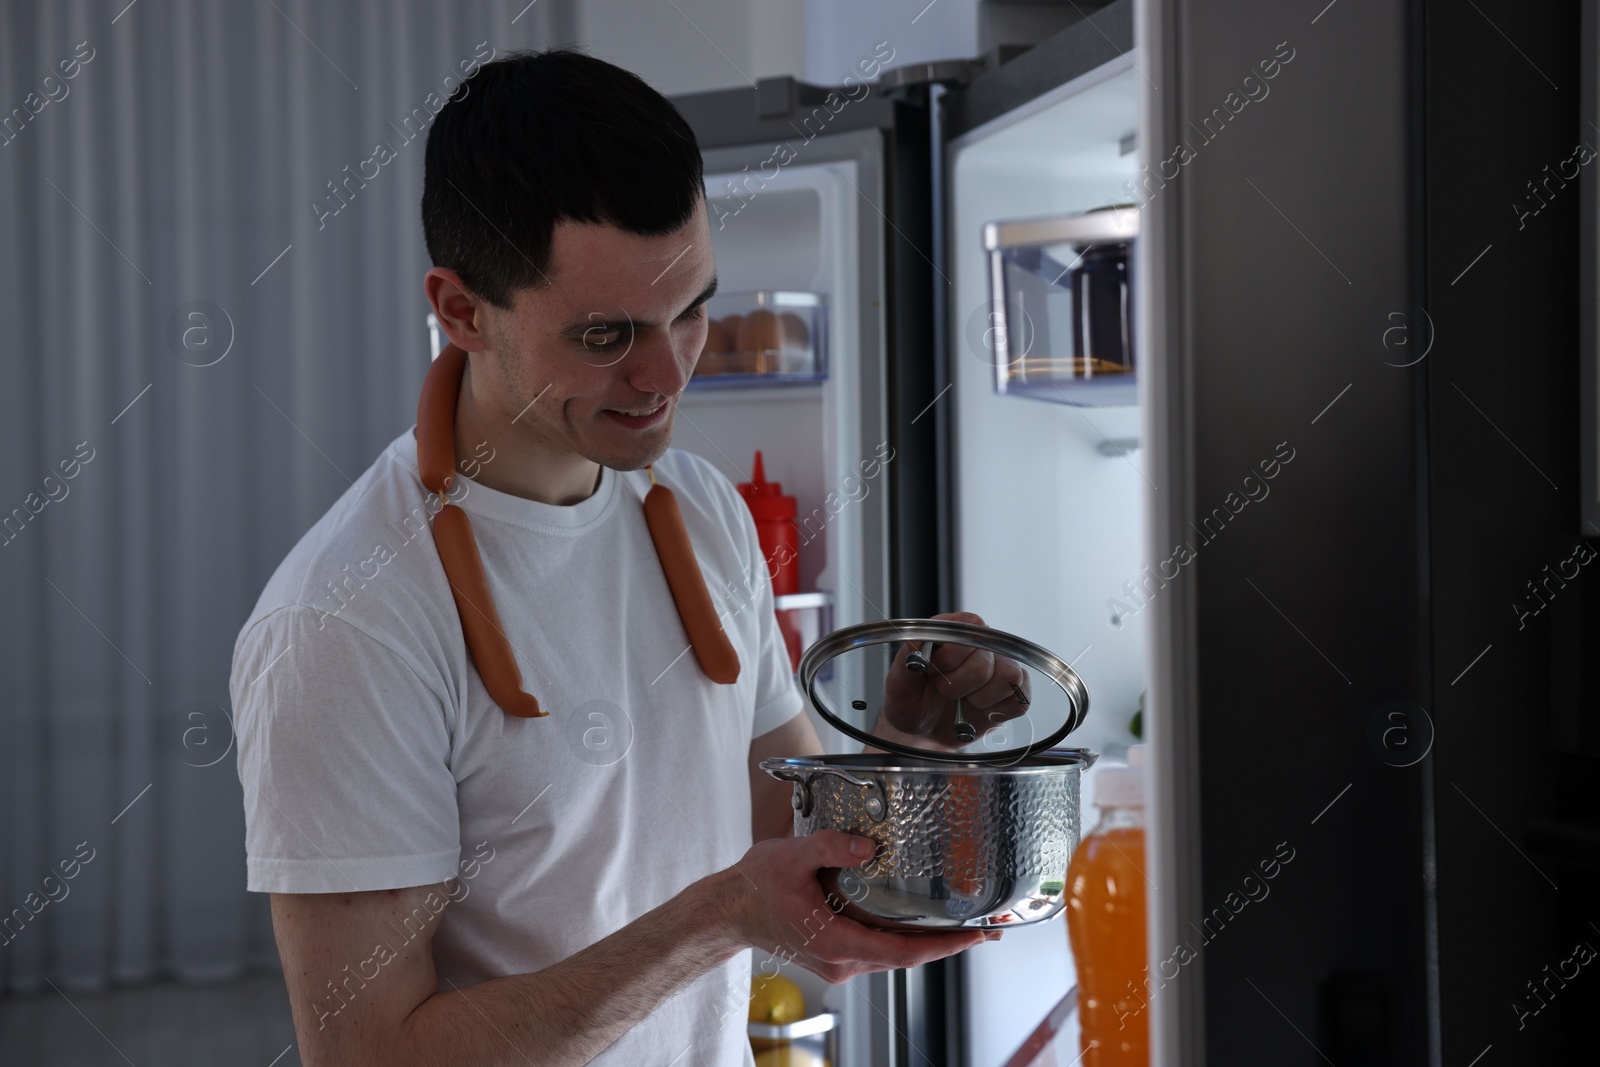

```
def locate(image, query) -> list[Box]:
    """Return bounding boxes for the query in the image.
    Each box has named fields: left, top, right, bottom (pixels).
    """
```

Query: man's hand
left=721, top=829, right=995, bottom=984
left=875, top=611, right=1031, bottom=750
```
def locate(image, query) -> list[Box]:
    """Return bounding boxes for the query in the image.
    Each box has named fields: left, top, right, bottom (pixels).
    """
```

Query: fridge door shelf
left=983, top=207, right=1139, bottom=407
left=690, top=290, right=828, bottom=389
left=775, top=590, right=833, bottom=678
left=749, top=1010, right=840, bottom=1065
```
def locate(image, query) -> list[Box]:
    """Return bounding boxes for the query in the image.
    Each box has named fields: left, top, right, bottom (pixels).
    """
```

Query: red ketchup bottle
left=736, top=451, right=802, bottom=669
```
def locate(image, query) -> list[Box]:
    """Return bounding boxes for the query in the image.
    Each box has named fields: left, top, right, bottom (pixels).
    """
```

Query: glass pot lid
left=798, top=618, right=1090, bottom=765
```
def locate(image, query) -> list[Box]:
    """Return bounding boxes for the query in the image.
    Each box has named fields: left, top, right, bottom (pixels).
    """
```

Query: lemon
left=753, top=1045, right=827, bottom=1067
left=748, top=974, right=806, bottom=1025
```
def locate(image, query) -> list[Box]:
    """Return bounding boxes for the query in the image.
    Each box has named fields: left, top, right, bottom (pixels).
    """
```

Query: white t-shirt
left=229, top=427, right=804, bottom=1066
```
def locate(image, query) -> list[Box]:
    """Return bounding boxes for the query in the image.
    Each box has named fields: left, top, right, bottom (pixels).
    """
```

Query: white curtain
left=0, top=0, right=573, bottom=994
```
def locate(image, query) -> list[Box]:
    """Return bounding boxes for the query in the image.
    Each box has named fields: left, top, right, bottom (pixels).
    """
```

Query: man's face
left=480, top=197, right=714, bottom=472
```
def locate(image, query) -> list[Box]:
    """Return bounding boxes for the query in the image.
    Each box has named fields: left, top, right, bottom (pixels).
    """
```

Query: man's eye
left=681, top=304, right=707, bottom=322
left=581, top=326, right=624, bottom=349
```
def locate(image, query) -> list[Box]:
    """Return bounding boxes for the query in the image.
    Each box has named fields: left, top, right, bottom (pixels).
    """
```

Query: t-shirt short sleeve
left=231, top=604, right=461, bottom=894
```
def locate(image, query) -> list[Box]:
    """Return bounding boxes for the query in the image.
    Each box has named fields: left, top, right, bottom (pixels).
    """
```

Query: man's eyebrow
left=685, top=275, right=718, bottom=312
left=558, top=274, right=718, bottom=333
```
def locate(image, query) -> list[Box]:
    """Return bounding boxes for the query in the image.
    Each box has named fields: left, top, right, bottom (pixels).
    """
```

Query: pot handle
left=761, top=760, right=888, bottom=823
left=763, top=764, right=815, bottom=818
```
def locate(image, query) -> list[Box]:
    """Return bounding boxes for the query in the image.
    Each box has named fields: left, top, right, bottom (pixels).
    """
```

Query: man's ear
left=424, top=267, right=493, bottom=352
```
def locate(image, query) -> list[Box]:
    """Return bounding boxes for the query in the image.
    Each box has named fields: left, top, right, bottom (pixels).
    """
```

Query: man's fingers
left=932, top=610, right=986, bottom=627
left=960, top=655, right=1034, bottom=713
left=892, top=930, right=992, bottom=969
left=883, top=652, right=927, bottom=703
left=801, top=829, right=876, bottom=870
left=964, top=672, right=1022, bottom=711
left=931, top=648, right=993, bottom=699
left=817, top=919, right=990, bottom=969
left=928, top=641, right=978, bottom=676
left=922, top=613, right=988, bottom=681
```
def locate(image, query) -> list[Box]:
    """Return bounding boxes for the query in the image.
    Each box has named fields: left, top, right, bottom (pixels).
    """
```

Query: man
left=231, top=47, right=1018, bottom=1066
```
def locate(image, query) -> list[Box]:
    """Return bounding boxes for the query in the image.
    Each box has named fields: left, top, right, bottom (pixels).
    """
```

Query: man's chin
left=588, top=434, right=672, bottom=474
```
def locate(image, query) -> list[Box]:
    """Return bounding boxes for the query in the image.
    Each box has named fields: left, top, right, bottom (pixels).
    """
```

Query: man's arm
left=273, top=874, right=743, bottom=1067
left=274, top=833, right=991, bottom=1067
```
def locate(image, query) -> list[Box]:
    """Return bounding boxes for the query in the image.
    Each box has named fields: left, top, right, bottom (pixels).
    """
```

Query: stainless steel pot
left=760, top=618, right=1096, bottom=930
left=763, top=749, right=1096, bottom=930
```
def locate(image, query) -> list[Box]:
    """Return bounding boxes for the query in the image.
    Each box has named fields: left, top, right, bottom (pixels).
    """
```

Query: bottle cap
left=737, top=451, right=797, bottom=521
left=1094, top=743, right=1146, bottom=807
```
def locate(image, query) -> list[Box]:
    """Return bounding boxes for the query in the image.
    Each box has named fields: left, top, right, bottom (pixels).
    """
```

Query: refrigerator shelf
left=749, top=1010, right=840, bottom=1065
left=1000, top=369, right=1137, bottom=408
left=774, top=591, right=832, bottom=611
left=776, top=590, right=833, bottom=678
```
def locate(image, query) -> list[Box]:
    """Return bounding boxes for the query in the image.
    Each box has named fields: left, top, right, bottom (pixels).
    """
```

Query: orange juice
left=1065, top=751, right=1148, bottom=1065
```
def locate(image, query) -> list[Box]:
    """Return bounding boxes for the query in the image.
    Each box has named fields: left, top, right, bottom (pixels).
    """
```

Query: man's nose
left=627, top=330, right=691, bottom=399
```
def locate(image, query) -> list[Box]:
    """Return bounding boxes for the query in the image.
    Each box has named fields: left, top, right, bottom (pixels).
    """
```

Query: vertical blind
left=0, top=0, right=572, bottom=994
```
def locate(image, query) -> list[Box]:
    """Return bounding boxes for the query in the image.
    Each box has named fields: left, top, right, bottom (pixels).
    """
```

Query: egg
left=702, top=317, right=728, bottom=356
left=779, top=312, right=811, bottom=372
left=737, top=309, right=783, bottom=374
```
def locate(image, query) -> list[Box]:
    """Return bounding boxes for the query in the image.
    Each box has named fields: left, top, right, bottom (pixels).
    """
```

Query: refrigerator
left=669, top=0, right=1600, bottom=1063
left=669, top=6, right=1144, bottom=1064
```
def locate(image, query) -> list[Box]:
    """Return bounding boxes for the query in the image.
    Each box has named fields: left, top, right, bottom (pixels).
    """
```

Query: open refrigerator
left=667, top=7, right=1148, bottom=1064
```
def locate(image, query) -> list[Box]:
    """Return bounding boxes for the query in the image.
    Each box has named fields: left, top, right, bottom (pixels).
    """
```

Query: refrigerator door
left=1137, top=0, right=1440, bottom=1062
left=937, top=6, right=1142, bottom=1066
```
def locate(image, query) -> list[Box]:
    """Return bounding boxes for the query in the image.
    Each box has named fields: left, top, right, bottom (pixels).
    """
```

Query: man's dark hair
left=422, top=48, right=705, bottom=310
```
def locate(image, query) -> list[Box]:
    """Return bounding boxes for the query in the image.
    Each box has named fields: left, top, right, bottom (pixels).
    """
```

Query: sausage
left=417, top=343, right=467, bottom=496
left=643, top=482, right=741, bottom=684
left=417, top=342, right=544, bottom=717
left=432, top=503, right=546, bottom=718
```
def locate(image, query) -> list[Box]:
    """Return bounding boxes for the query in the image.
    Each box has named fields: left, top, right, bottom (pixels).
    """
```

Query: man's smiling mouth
left=600, top=401, right=671, bottom=428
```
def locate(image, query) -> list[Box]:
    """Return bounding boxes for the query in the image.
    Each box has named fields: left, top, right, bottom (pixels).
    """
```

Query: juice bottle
left=1065, top=745, right=1148, bottom=1065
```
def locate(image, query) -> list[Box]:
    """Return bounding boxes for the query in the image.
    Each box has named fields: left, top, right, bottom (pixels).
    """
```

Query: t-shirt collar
left=392, top=429, right=618, bottom=532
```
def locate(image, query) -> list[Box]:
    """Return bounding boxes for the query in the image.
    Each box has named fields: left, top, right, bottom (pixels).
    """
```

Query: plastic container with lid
left=1066, top=744, right=1148, bottom=1066
left=692, top=290, right=827, bottom=385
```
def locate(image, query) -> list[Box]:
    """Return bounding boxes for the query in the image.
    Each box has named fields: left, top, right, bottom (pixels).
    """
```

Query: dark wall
left=1424, top=2, right=1594, bottom=1063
